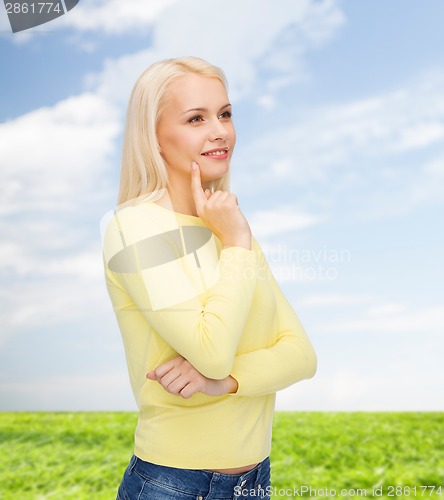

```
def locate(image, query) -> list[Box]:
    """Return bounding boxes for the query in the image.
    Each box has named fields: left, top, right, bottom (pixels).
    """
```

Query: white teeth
left=204, top=150, right=227, bottom=156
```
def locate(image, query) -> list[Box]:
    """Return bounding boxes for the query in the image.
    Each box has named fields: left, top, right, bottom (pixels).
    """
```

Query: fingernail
left=191, top=162, right=197, bottom=171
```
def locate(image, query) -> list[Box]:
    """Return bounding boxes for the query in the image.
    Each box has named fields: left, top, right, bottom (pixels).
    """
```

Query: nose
left=209, top=119, right=230, bottom=141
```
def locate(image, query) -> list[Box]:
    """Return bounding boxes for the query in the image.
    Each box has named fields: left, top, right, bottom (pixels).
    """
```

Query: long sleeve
left=229, top=242, right=317, bottom=397
left=103, top=204, right=258, bottom=380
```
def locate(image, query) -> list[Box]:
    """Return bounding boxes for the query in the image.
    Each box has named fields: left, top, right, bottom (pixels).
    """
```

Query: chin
left=199, top=162, right=230, bottom=182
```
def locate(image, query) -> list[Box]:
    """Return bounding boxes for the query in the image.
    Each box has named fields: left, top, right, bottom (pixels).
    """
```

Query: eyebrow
left=180, top=103, right=232, bottom=116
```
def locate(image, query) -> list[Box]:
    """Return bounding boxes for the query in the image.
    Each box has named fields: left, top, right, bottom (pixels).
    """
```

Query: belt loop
left=256, top=458, right=262, bottom=477
left=128, top=455, right=137, bottom=475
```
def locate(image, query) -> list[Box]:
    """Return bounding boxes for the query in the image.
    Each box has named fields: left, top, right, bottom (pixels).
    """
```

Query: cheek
left=158, top=131, right=203, bottom=170
left=171, top=131, right=198, bottom=154
left=159, top=132, right=188, bottom=159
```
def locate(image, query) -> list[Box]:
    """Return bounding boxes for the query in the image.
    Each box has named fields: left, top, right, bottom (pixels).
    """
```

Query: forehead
left=165, top=73, right=228, bottom=110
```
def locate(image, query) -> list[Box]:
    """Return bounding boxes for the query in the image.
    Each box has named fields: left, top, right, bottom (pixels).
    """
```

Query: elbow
left=305, top=346, right=317, bottom=379
left=289, top=343, right=317, bottom=382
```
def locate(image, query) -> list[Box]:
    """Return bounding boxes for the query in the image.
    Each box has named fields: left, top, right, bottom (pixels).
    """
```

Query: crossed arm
left=146, top=252, right=317, bottom=399
left=146, top=354, right=238, bottom=399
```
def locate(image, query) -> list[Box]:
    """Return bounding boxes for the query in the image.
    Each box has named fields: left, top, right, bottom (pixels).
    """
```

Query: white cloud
left=276, top=297, right=444, bottom=410
left=288, top=297, right=443, bottom=409
left=0, top=0, right=180, bottom=38
left=367, top=302, right=407, bottom=317
left=392, top=122, right=444, bottom=152
left=156, top=0, right=344, bottom=98
left=257, top=95, right=276, bottom=111
left=5, top=0, right=345, bottom=96
left=408, top=154, right=444, bottom=203
left=0, top=246, right=110, bottom=341
left=249, top=207, right=319, bottom=238
left=236, top=70, right=444, bottom=216
left=60, top=0, right=180, bottom=34
left=88, top=0, right=345, bottom=106
left=0, top=93, right=120, bottom=214
left=0, top=371, right=136, bottom=410
left=277, top=366, right=444, bottom=411
left=0, top=92, right=121, bottom=346
left=317, top=304, right=444, bottom=335
left=4, top=0, right=345, bottom=48
left=299, top=294, right=373, bottom=307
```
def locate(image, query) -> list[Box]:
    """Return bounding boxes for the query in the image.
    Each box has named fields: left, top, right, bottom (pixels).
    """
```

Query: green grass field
left=0, top=412, right=443, bottom=499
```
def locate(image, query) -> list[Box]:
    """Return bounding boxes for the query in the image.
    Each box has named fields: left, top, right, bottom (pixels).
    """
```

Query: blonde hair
left=118, top=56, right=231, bottom=205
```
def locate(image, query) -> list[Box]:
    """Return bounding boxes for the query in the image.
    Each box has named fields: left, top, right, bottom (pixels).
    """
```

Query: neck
left=166, top=178, right=197, bottom=216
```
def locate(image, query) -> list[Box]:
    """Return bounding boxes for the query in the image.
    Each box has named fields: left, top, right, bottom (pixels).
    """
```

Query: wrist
left=221, top=234, right=251, bottom=250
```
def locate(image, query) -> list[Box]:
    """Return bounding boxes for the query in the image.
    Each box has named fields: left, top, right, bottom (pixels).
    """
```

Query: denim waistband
left=129, top=455, right=270, bottom=498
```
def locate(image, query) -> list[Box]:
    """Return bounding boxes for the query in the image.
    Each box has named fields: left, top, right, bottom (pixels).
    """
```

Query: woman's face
left=157, top=73, right=236, bottom=187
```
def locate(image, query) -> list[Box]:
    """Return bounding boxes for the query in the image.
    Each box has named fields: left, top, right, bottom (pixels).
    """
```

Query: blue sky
left=0, top=0, right=443, bottom=411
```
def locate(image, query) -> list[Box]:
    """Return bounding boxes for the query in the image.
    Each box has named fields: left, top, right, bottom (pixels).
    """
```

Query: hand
left=146, top=355, right=238, bottom=399
left=191, top=162, right=252, bottom=249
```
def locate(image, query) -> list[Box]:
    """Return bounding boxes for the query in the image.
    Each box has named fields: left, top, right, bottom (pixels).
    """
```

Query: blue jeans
left=117, top=455, right=271, bottom=500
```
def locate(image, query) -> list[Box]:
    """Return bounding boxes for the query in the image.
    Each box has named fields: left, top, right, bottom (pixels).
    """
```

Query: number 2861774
left=5, top=3, right=62, bottom=14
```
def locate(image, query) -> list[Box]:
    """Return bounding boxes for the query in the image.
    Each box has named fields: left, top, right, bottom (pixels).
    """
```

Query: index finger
left=190, top=162, right=206, bottom=210
left=150, top=358, right=176, bottom=379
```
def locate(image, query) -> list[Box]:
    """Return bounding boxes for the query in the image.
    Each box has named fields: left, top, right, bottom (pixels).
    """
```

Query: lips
left=201, top=147, right=229, bottom=157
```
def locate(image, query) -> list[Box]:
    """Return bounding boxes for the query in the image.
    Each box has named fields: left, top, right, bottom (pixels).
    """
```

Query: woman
left=102, top=56, right=317, bottom=500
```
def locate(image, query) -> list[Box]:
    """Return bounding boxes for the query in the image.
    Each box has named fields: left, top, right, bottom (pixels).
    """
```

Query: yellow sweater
left=102, top=201, right=316, bottom=469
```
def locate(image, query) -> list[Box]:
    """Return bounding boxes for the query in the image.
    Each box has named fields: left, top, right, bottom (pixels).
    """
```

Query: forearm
left=146, top=355, right=238, bottom=398
left=229, top=334, right=317, bottom=397
left=147, top=335, right=316, bottom=399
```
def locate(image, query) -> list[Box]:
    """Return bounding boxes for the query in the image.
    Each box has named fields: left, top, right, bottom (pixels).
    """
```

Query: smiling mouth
left=201, top=148, right=229, bottom=157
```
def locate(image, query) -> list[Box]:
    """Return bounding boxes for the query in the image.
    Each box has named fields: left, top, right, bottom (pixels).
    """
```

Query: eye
left=220, top=111, right=232, bottom=119
left=188, top=115, right=203, bottom=123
